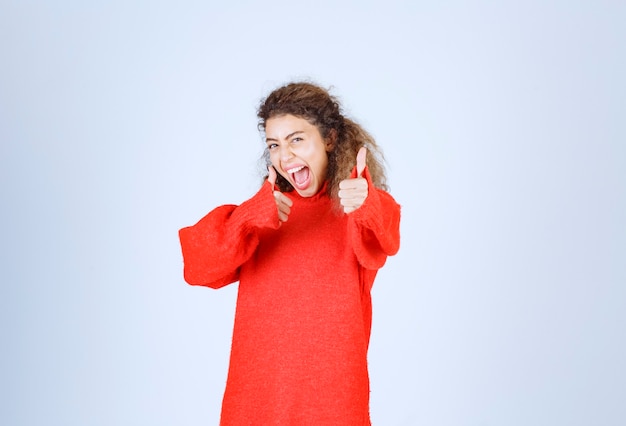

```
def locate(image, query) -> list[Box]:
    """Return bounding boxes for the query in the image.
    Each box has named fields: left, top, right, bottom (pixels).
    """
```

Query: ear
left=325, top=128, right=337, bottom=152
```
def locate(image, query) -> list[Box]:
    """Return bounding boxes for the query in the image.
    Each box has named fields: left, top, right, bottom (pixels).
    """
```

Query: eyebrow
left=266, top=130, right=304, bottom=143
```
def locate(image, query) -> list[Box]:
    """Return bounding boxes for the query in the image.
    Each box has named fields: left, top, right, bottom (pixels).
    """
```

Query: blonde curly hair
left=257, top=81, right=389, bottom=202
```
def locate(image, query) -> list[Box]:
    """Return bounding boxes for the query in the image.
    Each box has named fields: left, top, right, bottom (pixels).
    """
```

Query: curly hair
left=257, top=81, right=388, bottom=202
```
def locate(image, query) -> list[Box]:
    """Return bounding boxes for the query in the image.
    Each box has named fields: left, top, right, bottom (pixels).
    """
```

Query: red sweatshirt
left=179, top=167, right=400, bottom=425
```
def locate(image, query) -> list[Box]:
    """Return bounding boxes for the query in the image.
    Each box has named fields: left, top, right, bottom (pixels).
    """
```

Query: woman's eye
left=291, top=137, right=302, bottom=143
left=267, top=143, right=278, bottom=150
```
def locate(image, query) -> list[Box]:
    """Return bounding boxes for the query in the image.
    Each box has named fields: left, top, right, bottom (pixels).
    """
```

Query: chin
left=297, top=185, right=319, bottom=198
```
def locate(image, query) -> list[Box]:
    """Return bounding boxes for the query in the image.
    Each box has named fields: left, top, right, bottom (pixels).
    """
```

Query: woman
left=179, top=81, right=401, bottom=425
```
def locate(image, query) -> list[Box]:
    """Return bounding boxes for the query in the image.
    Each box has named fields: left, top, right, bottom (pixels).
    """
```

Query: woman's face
left=265, top=114, right=333, bottom=197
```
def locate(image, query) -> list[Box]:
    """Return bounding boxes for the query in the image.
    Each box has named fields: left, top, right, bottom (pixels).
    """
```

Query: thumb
left=267, top=165, right=277, bottom=189
left=356, top=146, right=367, bottom=177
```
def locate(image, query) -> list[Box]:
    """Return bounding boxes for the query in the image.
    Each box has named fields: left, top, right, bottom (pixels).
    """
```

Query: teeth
left=287, top=166, right=304, bottom=174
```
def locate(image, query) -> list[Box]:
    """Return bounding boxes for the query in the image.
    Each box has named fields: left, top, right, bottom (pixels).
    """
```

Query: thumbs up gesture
left=268, top=166, right=293, bottom=222
left=338, top=146, right=369, bottom=214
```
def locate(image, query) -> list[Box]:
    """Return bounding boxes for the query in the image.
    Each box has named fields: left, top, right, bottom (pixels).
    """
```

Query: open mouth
left=287, top=165, right=311, bottom=191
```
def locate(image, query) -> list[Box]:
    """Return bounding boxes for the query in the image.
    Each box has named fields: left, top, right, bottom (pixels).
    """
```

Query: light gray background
left=2, top=1, right=624, bottom=425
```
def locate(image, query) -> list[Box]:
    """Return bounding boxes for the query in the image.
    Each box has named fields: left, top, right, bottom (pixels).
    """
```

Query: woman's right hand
left=268, top=166, right=293, bottom=223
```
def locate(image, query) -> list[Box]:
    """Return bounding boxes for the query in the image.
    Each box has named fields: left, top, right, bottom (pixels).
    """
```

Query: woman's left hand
left=338, top=147, right=368, bottom=214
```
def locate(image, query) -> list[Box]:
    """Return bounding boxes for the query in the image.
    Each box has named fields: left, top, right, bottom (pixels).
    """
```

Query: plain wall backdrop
left=1, top=1, right=624, bottom=425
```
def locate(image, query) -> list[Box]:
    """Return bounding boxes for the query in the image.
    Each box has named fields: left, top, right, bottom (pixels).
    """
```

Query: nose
left=279, top=144, right=294, bottom=162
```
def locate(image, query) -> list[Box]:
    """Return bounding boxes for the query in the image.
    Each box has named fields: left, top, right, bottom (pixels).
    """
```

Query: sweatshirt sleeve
left=178, top=181, right=281, bottom=288
left=347, top=166, right=401, bottom=270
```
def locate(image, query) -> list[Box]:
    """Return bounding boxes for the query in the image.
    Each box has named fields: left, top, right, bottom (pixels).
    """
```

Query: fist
left=338, top=146, right=368, bottom=214
left=268, top=166, right=293, bottom=222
